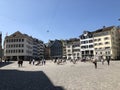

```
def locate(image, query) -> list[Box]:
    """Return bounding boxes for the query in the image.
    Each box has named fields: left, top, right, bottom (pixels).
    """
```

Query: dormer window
left=13, top=34, right=16, bottom=37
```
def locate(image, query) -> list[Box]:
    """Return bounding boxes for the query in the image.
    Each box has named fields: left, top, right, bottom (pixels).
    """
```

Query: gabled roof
left=5, top=31, right=32, bottom=40
left=48, top=39, right=62, bottom=47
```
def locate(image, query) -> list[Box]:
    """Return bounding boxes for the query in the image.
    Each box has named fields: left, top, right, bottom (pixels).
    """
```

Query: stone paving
left=0, top=61, right=120, bottom=90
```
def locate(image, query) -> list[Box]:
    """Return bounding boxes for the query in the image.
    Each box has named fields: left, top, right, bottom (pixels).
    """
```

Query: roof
left=5, top=31, right=32, bottom=40
left=93, top=26, right=115, bottom=33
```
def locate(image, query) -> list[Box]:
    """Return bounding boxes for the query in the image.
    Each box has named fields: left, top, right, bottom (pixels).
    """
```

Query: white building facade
left=80, top=31, right=94, bottom=59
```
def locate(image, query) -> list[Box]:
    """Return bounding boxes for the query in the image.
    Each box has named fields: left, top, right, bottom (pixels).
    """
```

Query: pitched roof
left=5, top=31, right=33, bottom=41
left=93, top=26, right=115, bottom=33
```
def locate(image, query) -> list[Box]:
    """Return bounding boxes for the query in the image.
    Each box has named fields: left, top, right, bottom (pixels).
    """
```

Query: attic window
left=13, top=34, right=16, bottom=37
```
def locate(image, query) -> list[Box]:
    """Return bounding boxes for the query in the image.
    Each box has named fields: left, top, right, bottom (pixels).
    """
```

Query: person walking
left=92, top=58, right=97, bottom=69
left=42, top=58, right=45, bottom=65
left=107, top=58, right=110, bottom=66
left=18, top=60, right=20, bottom=67
left=43, top=58, right=46, bottom=65
left=32, top=59, right=35, bottom=65
left=101, top=57, right=104, bottom=65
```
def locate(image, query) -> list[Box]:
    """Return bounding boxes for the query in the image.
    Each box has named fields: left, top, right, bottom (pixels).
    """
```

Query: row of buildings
left=1, top=25, right=120, bottom=61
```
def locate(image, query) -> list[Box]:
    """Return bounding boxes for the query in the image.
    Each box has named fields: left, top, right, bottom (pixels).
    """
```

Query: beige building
left=4, top=31, right=33, bottom=60
left=66, top=38, right=81, bottom=59
left=93, top=26, right=120, bottom=60
left=4, top=31, right=44, bottom=61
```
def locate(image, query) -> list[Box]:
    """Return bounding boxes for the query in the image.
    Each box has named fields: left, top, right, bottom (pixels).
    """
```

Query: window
left=16, top=39, right=18, bottom=42
left=94, top=43, right=97, bottom=46
left=89, top=40, right=93, bottom=43
left=105, top=42, right=110, bottom=44
left=106, top=52, right=107, bottom=54
left=104, top=37, right=109, bottom=40
left=82, top=51, right=84, bottom=54
left=6, top=39, right=8, bottom=43
left=11, top=45, right=13, bottom=48
left=68, top=50, right=71, bottom=52
left=94, top=39, right=97, bottom=41
left=22, top=39, right=24, bottom=42
left=19, top=49, right=20, bottom=53
left=19, top=39, right=21, bottom=42
left=98, top=38, right=101, bottom=41
left=95, top=48, right=97, bottom=50
left=99, top=43, right=102, bottom=45
left=67, top=45, right=70, bottom=48
left=105, top=47, right=110, bottom=49
left=96, top=52, right=97, bottom=55
left=11, top=39, right=13, bottom=42
left=89, top=45, right=93, bottom=48
left=22, top=50, right=24, bottom=53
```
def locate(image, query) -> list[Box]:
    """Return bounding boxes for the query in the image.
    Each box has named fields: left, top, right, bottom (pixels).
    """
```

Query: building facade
left=49, top=40, right=63, bottom=59
left=44, top=43, right=50, bottom=60
left=80, top=31, right=94, bottom=59
left=32, top=38, right=44, bottom=60
left=4, top=31, right=44, bottom=61
left=66, top=38, right=81, bottom=59
left=93, top=26, right=120, bottom=60
left=4, top=31, right=33, bottom=60
left=61, top=40, right=67, bottom=59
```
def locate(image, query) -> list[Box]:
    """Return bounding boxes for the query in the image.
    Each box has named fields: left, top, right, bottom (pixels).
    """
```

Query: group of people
left=53, top=59, right=67, bottom=65
left=29, top=58, right=46, bottom=66
left=92, top=58, right=110, bottom=69
left=17, top=58, right=46, bottom=67
left=17, top=57, right=111, bottom=68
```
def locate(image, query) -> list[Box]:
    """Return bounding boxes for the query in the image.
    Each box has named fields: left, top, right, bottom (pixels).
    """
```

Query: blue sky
left=0, top=0, right=120, bottom=45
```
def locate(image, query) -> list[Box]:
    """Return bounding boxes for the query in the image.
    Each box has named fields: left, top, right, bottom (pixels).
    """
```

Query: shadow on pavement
left=0, top=70, right=65, bottom=90
left=0, top=62, right=13, bottom=68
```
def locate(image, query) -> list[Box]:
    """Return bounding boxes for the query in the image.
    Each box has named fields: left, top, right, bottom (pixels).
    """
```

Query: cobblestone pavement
left=0, top=61, right=120, bottom=90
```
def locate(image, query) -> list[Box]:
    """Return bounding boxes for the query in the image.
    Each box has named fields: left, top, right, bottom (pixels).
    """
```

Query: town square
left=0, top=0, right=120, bottom=90
left=0, top=60, right=120, bottom=90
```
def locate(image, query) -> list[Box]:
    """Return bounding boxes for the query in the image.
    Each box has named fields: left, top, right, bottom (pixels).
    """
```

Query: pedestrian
left=18, top=60, right=20, bottom=67
left=42, top=58, right=45, bottom=65
left=29, top=59, right=32, bottom=64
left=107, top=58, right=110, bottom=66
left=32, top=59, right=35, bottom=65
left=20, top=60, right=23, bottom=67
left=92, top=58, right=97, bottom=69
left=43, top=58, right=46, bottom=65
left=101, top=58, right=104, bottom=65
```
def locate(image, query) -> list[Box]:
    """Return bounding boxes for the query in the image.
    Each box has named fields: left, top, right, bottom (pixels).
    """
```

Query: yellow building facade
left=93, top=26, right=120, bottom=60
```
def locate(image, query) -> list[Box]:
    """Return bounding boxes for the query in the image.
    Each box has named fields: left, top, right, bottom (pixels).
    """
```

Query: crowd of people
left=0, top=57, right=111, bottom=69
